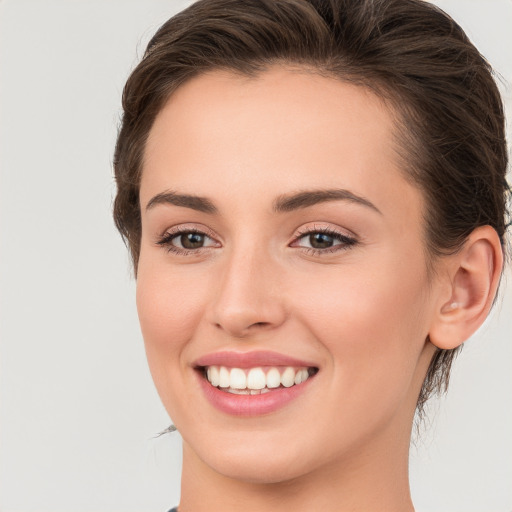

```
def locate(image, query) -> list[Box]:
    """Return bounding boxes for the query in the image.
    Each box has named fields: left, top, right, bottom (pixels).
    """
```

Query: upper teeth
left=205, top=366, right=311, bottom=390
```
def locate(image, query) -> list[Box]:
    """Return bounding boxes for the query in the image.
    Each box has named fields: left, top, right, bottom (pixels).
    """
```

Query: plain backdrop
left=0, top=1, right=511, bottom=511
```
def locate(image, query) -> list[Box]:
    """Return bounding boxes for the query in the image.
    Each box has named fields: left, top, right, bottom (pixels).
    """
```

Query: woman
left=113, top=0, right=509, bottom=510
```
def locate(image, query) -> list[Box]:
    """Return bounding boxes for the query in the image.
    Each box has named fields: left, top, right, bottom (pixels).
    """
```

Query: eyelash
left=156, top=226, right=358, bottom=256
left=292, top=226, right=358, bottom=255
left=156, top=227, right=219, bottom=256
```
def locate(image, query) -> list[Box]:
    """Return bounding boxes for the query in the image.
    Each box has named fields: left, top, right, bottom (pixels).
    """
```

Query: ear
left=428, top=226, right=504, bottom=350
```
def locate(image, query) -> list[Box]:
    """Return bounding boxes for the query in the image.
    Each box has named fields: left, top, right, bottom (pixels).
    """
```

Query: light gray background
left=0, top=1, right=510, bottom=511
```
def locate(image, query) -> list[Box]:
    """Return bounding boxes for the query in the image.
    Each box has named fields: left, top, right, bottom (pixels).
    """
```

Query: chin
left=181, top=421, right=335, bottom=485
left=202, top=446, right=313, bottom=484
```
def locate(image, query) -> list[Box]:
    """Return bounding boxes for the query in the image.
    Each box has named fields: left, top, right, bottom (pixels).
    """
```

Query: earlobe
left=429, top=226, right=503, bottom=350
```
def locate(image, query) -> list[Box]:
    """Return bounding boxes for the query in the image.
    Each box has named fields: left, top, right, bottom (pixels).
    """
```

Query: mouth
left=193, top=351, right=319, bottom=416
left=198, top=365, right=318, bottom=395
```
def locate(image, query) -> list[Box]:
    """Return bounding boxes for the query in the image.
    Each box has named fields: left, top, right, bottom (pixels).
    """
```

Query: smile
left=194, top=351, right=319, bottom=416
left=203, top=365, right=316, bottom=394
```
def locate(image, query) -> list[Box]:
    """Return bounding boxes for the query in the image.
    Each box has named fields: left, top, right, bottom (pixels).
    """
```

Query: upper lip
left=193, top=350, right=318, bottom=369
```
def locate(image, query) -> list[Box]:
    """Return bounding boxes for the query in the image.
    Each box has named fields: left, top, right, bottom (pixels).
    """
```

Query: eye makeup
left=155, top=223, right=358, bottom=257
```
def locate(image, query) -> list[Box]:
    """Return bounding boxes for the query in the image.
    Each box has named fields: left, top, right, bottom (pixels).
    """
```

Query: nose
left=208, top=246, right=287, bottom=338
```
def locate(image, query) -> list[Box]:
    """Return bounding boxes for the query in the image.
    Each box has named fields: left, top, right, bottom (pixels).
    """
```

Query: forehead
left=142, top=66, right=421, bottom=223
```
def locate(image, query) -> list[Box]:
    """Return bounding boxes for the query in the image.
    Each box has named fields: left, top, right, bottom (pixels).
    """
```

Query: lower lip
left=197, top=371, right=314, bottom=416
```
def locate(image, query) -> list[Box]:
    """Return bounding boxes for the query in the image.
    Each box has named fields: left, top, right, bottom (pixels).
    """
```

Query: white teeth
left=205, top=365, right=314, bottom=391
left=281, top=367, right=296, bottom=388
left=227, top=388, right=250, bottom=395
left=266, top=367, right=281, bottom=388
left=207, top=366, right=220, bottom=387
left=247, top=367, right=266, bottom=389
left=219, top=366, right=230, bottom=388
left=295, top=368, right=309, bottom=385
left=230, top=368, right=247, bottom=389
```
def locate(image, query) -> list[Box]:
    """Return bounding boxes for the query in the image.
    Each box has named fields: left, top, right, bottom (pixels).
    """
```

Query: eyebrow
left=273, top=189, right=382, bottom=214
left=145, top=191, right=218, bottom=213
left=145, top=188, right=381, bottom=215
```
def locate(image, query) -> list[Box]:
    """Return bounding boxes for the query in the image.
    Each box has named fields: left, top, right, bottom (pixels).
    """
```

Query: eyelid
left=155, top=223, right=222, bottom=254
left=292, top=223, right=357, bottom=241
left=156, top=223, right=219, bottom=242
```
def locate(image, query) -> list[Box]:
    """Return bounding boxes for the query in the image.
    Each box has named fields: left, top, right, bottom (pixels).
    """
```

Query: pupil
left=181, top=233, right=204, bottom=249
left=309, top=233, right=333, bottom=249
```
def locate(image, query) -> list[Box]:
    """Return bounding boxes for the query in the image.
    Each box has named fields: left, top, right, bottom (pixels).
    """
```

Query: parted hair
left=113, top=0, right=510, bottom=412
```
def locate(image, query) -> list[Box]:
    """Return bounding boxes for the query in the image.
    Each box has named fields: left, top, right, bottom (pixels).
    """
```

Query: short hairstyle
left=113, top=0, right=510, bottom=412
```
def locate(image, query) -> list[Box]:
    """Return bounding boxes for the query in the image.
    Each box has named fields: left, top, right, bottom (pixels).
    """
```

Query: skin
left=136, top=67, right=501, bottom=511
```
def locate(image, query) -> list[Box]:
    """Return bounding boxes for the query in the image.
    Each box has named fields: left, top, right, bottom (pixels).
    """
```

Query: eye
left=291, top=227, right=357, bottom=254
left=156, top=227, right=220, bottom=254
left=175, top=232, right=209, bottom=249
left=304, top=232, right=339, bottom=249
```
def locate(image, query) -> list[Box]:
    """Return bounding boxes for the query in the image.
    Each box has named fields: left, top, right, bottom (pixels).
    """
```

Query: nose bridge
left=210, top=238, right=285, bottom=337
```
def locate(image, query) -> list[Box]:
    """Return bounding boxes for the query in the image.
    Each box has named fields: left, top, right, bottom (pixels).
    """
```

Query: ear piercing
left=444, top=301, right=460, bottom=312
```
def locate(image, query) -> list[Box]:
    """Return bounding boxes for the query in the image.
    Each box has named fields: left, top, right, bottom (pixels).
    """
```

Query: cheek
left=136, top=265, right=207, bottom=377
left=296, top=260, right=428, bottom=338
left=293, top=261, right=430, bottom=411
left=135, top=265, right=215, bottom=425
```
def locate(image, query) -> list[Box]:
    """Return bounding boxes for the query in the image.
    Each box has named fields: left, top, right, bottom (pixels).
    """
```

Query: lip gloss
left=194, top=350, right=317, bottom=369
left=193, top=351, right=318, bottom=416
left=197, top=371, right=314, bottom=416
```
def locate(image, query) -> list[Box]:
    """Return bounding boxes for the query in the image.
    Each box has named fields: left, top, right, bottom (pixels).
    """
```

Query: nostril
left=214, top=320, right=272, bottom=338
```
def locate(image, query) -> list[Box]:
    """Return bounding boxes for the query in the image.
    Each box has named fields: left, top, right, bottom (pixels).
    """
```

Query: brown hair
left=113, top=0, right=510, bottom=412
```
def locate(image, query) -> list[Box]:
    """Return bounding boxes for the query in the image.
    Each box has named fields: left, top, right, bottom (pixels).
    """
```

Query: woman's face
left=137, top=67, right=440, bottom=483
